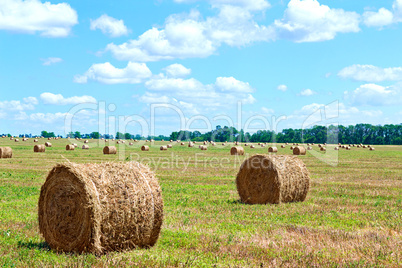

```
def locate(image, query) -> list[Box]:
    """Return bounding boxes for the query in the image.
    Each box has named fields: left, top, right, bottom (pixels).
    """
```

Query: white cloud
left=363, top=8, right=394, bottom=28
left=164, top=63, right=191, bottom=77
left=299, top=89, right=316, bottom=96
left=90, top=14, right=129, bottom=37
left=174, top=0, right=271, bottom=11
left=215, top=76, right=254, bottom=93
left=261, top=107, right=274, bottom=114
left=105, top=4, right=274, bottom=62
left=274, top=0, right=360, bottom=42
left=74, top=62, right=152, bottom=84
left=41, top=57, right=63, bottom=66
left=344, top=83, right=402, bottom=106
left=40, top=93, right=97, bottom=105
left=0, top=97, right=38, bottom=111
left=0, top=0, right=78, bottom=37
left=338, top=64, right=402, bottom=82
left=277, top=84, right=287, bottom=91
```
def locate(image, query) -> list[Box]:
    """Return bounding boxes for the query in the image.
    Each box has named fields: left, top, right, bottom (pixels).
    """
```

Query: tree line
left=2, top=123, right=401, bottom=145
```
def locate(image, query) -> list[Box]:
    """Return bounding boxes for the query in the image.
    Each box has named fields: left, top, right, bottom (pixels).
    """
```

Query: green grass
left=0, top=138, right=401, bottom=267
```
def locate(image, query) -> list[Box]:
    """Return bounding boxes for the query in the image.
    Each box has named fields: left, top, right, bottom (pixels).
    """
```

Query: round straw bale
left=66, top=144, right=75, bottom=151
left=34, top=139, right=38, bottom=142
left=245, top=143, right=249, bottom=146
left=203, top=141, right=207, bottom=145
left=334, top=147, right=339, bottom=150
left=84, top=140, right=89, bottom=143
left=318, top=144, right=322, bottom=148
left=285, top=142, right=288, bottom=145
left=188, top=143, right=194, bottom=148
left=105, top=140, right=108, bottom=142
left=14, top=139, right=19, bottom=142
left=141, top=145, right=149, bottom=151
left=181, top=142, right=185, bottom=145
left=72, top=143, right=78, bottom=148
left=82, top=145, right=89, bottom=150
left=293, top=146, right=306, bottom=155
left=222, top=143, right=225, bottom=146
left=250, top=145, right=255, bottom=149
left=167, top=144, right=172, bottom=148
left=290, top=146, right=294, bottom=150
left=34, top=144, right=46, bottom=153
left=346, top=146, right=351, bottom=150
left=45, top=142, right=52, bottom=147
left=268, top=147, right=278, bottom=153
left=160, top=146, right=167, bottom=151
left=261, top=144, right=265, bottom=148
left=307, top=146, right=313, bottom=150
left=363, top=145, right=367, bottom=148
left=38, top=162, right=163, bottom=254
left=320, top=147, right=326, bottom=151
left=200, top=145, right=207, bottom=150
left=281, top=145, right=286, bottom=148
left=10, top=137, right=13, bottom=140
left=236, top=155, right=310, bottom=204
left=129, top=142, right=133, bottom=146
left=231, top=146, right=244, bottom=155
left=0, top=147, right=12, bottom=158
left=103, top=146, right=117, bottom=154
left=370, top=147, right=375, bottom=151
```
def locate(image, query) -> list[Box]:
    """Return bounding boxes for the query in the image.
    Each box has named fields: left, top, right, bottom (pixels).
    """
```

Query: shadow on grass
left=17, top=240, right=50, bottom=251
left=227, top=199, right=245, bottom=205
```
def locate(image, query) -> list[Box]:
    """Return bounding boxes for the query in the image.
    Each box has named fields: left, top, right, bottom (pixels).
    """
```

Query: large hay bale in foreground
left=103, top=146, right=117, bottom=154
left=293, top=146, right=306, bottom=155
left=38, top=162, right=163, bottom=254
left=66, top=144, right=75, bottom=151
left=268, top=147, right=278, bottom=153
left=34, top=144, right=46, bottom=153
left=141, top=145, right=149, bottom=151
left=231, top=146, right=244, bottom=155
left=0, top=147, right=12, bottom=158
left=236, top=155, right=310, bottom=204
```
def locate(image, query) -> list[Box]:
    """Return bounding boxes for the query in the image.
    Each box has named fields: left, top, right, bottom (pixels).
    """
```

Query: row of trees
left=4, top=123, right=401, bottom=145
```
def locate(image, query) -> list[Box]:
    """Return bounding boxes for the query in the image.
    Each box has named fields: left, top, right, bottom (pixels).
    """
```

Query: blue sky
left=1, top=0, right=401, bottom=136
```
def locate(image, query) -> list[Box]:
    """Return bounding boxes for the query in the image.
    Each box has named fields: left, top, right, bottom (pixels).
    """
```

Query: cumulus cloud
left=215, top=76, right=254, bottom=93
left=277, top=84, right=287, bottom=91
left=40, top=93, right=96, bottom=105
left=344, top=83, right=402, bottom=106
left=274, top=0, right=360, bottom=42
left=0, top=97, right=38, bottom=111
left=174, top=0, right=270, bottom=11
left=105, top=5, right=274, bottom=62
left=74, top=61, right=152, bottom=84
left=0, top=0, right=78, bottom=37
left=90, top=14, right=129, bottom=37
left=338, top=64, right=402, bottom=82
left=299, top=89, right=316, bottom=96
left=164, top=63, right=191, bottom=77
left=363, top=0, right=402, bottom=28
left=41, top=57, right=63, bottom=66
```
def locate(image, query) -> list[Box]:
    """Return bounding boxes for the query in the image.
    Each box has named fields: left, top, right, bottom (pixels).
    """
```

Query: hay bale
left=334, top=147, right=339, bottom=150
left=160, top=146, right=167, bottom=151
left=84, top=140, right=89, bottom=143
left=181, top=142, right=185, bottom=145
left=66, top=144, right=75, bottom=151
left=346, top=146, right=351, bottom=150
left=200, top=145, right=207, bottom=150
left=250, top=145, right=255, bottom=149
left=34, top=139, right=38, bottom=142
left=38, top=162, right=163, bottom=254
left=363, top=145, right=367, bottom=148
left=293, top=146, right=306, bottom=155
left=370, top=147, right=375, bottom=151
left=281, top=145, right=286, bottom=148
left=245, top=143, right=249, bottom=146
left=105, top=140, right=108, bottom=142
left=45, top=142, right=52, bottom=147
left=307, top=146, right=313, bottom=150
left=268, top=147, right=278, bottom=153
left=222, top=143, right=225, bottom=146
left=14, top=139, right=19, bottom=142
left=188, top=143, right=194, bottom=148
left=320, top=147, right=326, bottom=151
left=318, top=144, right=322, bottom=148
left=260, top=144, right=265, bottom=148
left=231, top=146, right=244, bottom=155
left=236, top=155, right=310, bottom=204
left=290, top=146, right=294, bottom=150
left=10, top=137, right=13, bottom=140
left=82, top=145, right=89, bottom=150
left=0, top=147, right=12, bottom=158
left=129, top=142, right=133, bottom=146
left=141, top=145, right=149, bottom=151
left=167, top=144, right=172, bottom=148
left=34, top=144, right=46, bottom=153
left=203, top=141, right=207, bottom=145
left=103, top=146, right=117, bottom=154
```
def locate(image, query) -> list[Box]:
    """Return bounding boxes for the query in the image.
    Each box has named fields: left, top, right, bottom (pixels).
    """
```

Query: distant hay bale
left=200, top=145, right=207, bottom=150
left=181, top=142, right=185, bottom=145
left=318, top=144, right=322, bottom=148
left=170, top=139, right=173, bottom=142
left=84, top=140, right=89, bottom=143
left=250, top=145, right=255, bottom=149
left=236, top=155, right=310, bottom=204
left=104, top=140, right=108, bottom=142
left=307, top=146, right=313, bottom=150
left=160, top=146, right=167, bottom=151
left=285, top=142, right=288, bottom=145
left=334, top=147, right=339, bottom=150
left=34, top=139, right=38, bottom=142
left=293, top=146, right=306, bottom=155
left=290, top=146, right=294, bottom=150
left=116, top=141, right=121, bottom=144
left=82, top=145, right=89, bottom=150
left=14, top=139, right=19, bottom=142
left=260, top=144, right=265, bottom=148
left=245, top=143, right=249, bottom=146
left=34, top=144, right=46, bottom=153
left=167, top=144, right=172, bottom=148
left=72, top=144, right=78, bottom=148
left=10, top=137, right=13, bottom=140
left=23, top=138, right=28, bottom=141
left=188, top=143, right=194, bottom=148
left=363, top=145, right=367, bottom=148
left=222, top=143, right=225, bottom=146
left=141, top=145, right=149, bottom=151
left=320, top=147, right=326, bottom=151
left=45, top=142, right=52, bottom=147
left=203, top=141, right=207, bottom=145
left=231, top=146, right=244, bottom=155
left=48, top=138, right=52, bottom=140
left=66, top=144, right=75, bottom=151
left=281, top=145, right=286, bottom=148
left=129, top=142, right=133, bottom=146
left=370, top=147, right=375, bottom=151
left=0, top=147, right=12, bottom=158
left=346, top=146, right=351, bottom=150
left=103, top=146, right=117, bottom=154
left=38, top=162, right=163, bottom=254
left=211, top=142, right=216, bottom=146
left=357, top=145, right=361, bottom=148
left=268, top=147, right=278, bottom=153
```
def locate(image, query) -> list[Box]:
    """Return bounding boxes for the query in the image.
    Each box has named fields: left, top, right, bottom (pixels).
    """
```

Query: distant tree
left=90, top=132, right=100, bottom=139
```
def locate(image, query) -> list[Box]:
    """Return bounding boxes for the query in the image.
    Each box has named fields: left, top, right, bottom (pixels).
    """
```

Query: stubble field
left=0, top=138, right=401, bottom=267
